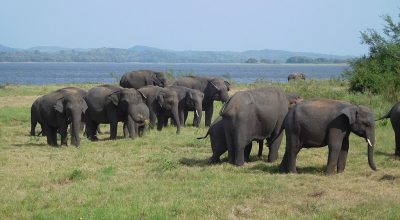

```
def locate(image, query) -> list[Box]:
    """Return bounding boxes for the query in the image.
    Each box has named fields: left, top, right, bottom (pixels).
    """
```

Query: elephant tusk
left=367, top=138, right=373, bottom=147
left=195, top=110, right=199, bottom=117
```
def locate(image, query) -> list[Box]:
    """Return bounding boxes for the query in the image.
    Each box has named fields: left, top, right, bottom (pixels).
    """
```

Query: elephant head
left=285, top=93, right=304, bottom=108
left=186, top=90, right=204, bottom=127
left=207, top=78, right=230, bottom=103
left=156, top=89, right=180, bottom=133
left=340, top=105, right=377, bottom=171
left=54, top=94, right=87, bottom=147
left=152, top=71, right=167, bottom=87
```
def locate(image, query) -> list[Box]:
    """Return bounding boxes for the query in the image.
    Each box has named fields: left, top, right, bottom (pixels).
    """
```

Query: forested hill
left=0, top=44, right=352, bottom=63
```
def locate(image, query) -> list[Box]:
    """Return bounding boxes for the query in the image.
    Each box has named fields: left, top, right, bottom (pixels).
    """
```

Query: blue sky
left=0, top=0, right=398, bottom=55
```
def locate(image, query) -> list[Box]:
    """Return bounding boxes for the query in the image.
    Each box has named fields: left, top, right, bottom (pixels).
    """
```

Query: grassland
left=0, top=80, right=400, bottom=219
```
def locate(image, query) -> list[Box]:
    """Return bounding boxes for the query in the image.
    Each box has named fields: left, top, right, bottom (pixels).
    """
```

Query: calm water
left=0, top=62, right=348, bottom=85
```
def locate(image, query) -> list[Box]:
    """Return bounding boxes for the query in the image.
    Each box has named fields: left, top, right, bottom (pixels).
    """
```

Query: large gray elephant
left=84, top=85, right=149, bottom=140
left=377, top=102, right=400, bottom=156
left=220, top=87, right=291, bottom=166
left=36, top=87, right=88, bottom=147
left=279, top=99, right=377, bottom=175
left=173, top=76, right=230, bottom=127
left=138, top=85, right=181, bottom=134
left=31, top=87, right=88, bottom=137
left=120, top=70, right=167, bottom=89
left=166, top=85, right=204, bottom=127
left=200, top=92, right=303, bottom=164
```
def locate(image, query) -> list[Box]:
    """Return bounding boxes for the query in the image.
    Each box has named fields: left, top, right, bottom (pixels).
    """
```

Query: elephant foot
left=208, top=157, right=221, bottom=164
left=89, top=136, right=99, bottom=141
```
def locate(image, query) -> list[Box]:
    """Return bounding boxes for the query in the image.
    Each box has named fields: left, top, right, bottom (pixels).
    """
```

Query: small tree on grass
left=344, top=12, right=400, bottom=101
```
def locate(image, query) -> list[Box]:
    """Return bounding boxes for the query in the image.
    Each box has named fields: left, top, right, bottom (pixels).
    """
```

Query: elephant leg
left=46, top=126, right=58, bottom=146
left=183, top=110, right=189, bottom=126
left=326, top=133, right=346, bottom=175
left=233, top=131, right=247, bottom=166
left=267, top=131, right=284, bottom=163
left=244, top=142, right=252, bottom=162
left=156, top=114, right=164, bottom=131
left=258, top=140, right=264, bottom=158
left=279, top=133, right=300, bottom=173
left=30, top=116, right=37, bottom=136
left=85, top=120, right=98, bottom=141
left=109, top=122, right=118, bottom=140
left=224, top=123, right=235, bottom=164
left=148, top=108, right=156, bottom=129
left=393, top=124, right=400, bottom=156
left=205, top=103, right=213, bottom=127
left=337, top=135, right=349, bottom=173
left=179, top=109, right=185, bottom=127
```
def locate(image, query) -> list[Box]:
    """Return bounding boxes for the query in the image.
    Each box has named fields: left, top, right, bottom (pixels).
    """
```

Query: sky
left=0, top=0, right=398, bottom=56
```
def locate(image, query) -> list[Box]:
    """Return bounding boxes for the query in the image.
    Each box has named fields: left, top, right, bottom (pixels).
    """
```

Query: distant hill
left=0, top=44, right=353, bottom=63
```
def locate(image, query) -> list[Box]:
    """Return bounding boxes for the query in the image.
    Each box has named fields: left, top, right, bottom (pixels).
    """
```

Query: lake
left=0, top=62, right=349, bottom=85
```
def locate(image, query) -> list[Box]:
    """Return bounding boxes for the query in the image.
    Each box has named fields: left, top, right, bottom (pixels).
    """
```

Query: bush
left=345, top=12, right=400, bottom=102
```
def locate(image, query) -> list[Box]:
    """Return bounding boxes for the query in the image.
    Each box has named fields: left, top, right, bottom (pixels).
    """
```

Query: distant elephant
left=200, top=92, right=303, bottom=164
left=288, top=73, right=305, bottom=81
left=84, top=85, right=149, bottom=140
left=279, top=99, right=377, bottom=175
left=31, top=87, right=88, bottom=137
left=377, top=102, right=400, bottom=156
left=166, top=85, right=204, bottom=127
left=173, top=76, right=230, bottom=127
left=36, top=87, right=88, bottom=147
left=120, top=70, right=167, bottom=89
left=138, top=85, right=181, bottom=134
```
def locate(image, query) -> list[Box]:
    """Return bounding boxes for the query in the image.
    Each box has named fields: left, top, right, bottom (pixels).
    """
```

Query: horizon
left=0, top=0, right=398, bottom=56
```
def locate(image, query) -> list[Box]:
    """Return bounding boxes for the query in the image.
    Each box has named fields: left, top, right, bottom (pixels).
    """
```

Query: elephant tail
left=196, top=131, right=210, bottom=140
left=376, top=107, right=394, bottom=121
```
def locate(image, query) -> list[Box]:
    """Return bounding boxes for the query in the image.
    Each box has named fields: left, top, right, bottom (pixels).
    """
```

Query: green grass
left=0, top=80, right=400, bottom=219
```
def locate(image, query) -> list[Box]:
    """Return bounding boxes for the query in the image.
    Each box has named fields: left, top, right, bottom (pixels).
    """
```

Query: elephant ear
left=156, top=92, right=165, bottom=108
left=107, top=91, right=120, bottom=106
left=224, top=81, right=231, bottom=91
left=185, top=91, right=193, bottom=105
left=340, top=106, right=358, bottom=125
left=54, top=98, right=64, bottom=113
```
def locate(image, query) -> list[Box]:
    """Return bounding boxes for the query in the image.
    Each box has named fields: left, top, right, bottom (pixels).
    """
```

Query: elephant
left=137, top=85, right=181, bottom=134
left=288, top=72, right=305, bottom=81
left=197, top=117, right=263, bottom=164
left=36, top=88, right=88, bottom=147
left=120, top=70, right=167, bottom=89
left=165, top=85, right=204, bottom=127
left=173, top=76, right=230, bottom=127
left=377, top=102, right=400, bottom=156
left=200, top=92, right=303, bottom=164
left=279, top=99, right=377, bottom=175
left=84, top=85, right=149, bottom=140
left=31, top=87, right=88, bottom=137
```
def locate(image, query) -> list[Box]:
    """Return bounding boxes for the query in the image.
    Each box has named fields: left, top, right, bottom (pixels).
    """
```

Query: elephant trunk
left=126, top=115, right=136, bottom=139
left=366, top=134, right=377, bottom=171
left=172, top=106, right=181, bottom=134
left=70, top=112, right=81, bottom=147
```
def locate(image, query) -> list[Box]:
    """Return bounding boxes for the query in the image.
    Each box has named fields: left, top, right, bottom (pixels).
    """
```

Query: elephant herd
left=30, top=69, right=400, bottom=175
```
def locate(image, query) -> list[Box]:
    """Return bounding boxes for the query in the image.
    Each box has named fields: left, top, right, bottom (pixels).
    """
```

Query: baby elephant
left=279, top=99, right=377, bottom=175
left=197, top=117, right=263, bottom=164
left=377, top=102, right=400, bottom=156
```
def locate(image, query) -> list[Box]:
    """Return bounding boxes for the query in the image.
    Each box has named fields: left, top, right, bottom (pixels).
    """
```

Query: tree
left=245, top=58, right=258, bottom=63
left=344, top=12, right=400, bottom=101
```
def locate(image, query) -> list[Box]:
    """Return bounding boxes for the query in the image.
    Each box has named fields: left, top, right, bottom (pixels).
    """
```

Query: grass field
left=0, top=80, right=400, bottom=219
